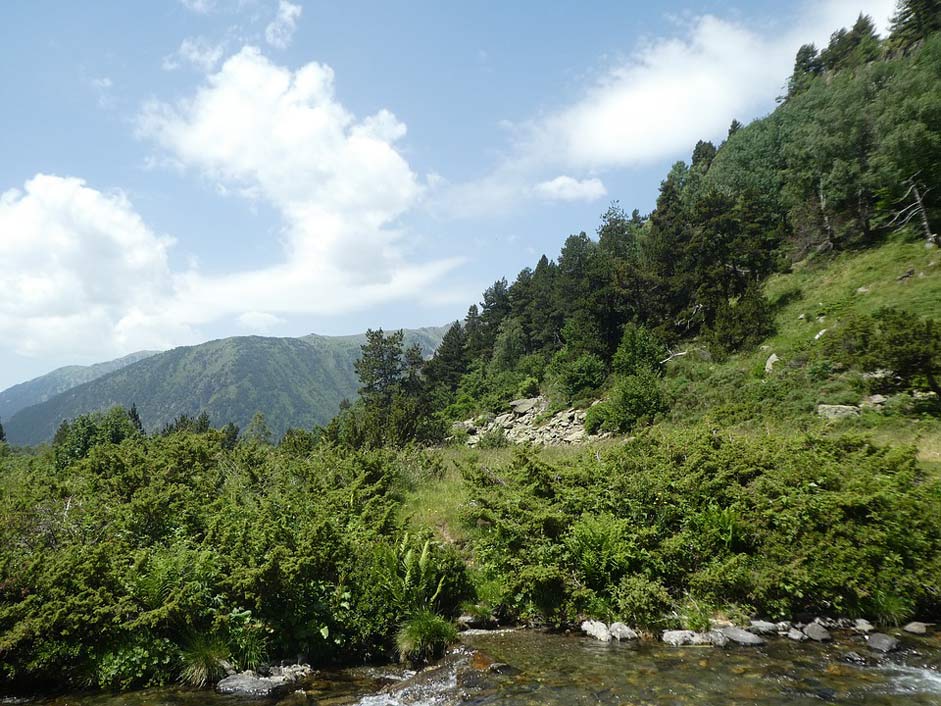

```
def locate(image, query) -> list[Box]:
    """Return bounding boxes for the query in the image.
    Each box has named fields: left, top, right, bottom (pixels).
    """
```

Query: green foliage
left=462, top=432, right=941, bottom=627
left=395, top=610, right=457, bottom=666
left=478, top=428, right=510, bottom=449
left=613, top=576, right=673, bottom=630
left=611, top=324, right=666, bottom=377
left=96, top=635, right=179, bottom=691
left=709, top=288, right=775, bottom=354
left=551, top=352, right=607, bottom=401
left=585, top=369, right=668, bottom=434
left=178, top=634, right=229, bottom=687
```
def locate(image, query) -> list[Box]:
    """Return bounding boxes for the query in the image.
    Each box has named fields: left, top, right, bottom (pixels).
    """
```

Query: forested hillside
left=0, top=351, right=157, bottom=422
left=326, top=12, right=941, bottom=447
left=3, top=328, right=446, bottom=445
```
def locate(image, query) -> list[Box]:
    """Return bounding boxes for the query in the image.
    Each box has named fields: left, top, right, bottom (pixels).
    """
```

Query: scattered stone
left=815, top=329, right=828, bottom=340
left=487, top=662, right=519, bottom=675
left=509, top=397, right=540, bottom=414
left=608, top=622, right=639, bottom=641
left=856, top=286, right=870, bottom=294
left=662, top=630, right=698, bottom=646
left=720, top=626, right=766, bottom=646
left=748, top=620, right=780, bottom=635
left=903, top=621, right=933, bottom=635
left=581, top=620, right=611, bottom=642
left=861, top=394, right=887, bottom=409
left=843, top=651, right=868, bottom=665
left=867, top=633, right=900, bottom=653
left=765, top=354, right=780, bottom=374
left=853, top=618, right=875, bottom=634
left=816, top=404, right=860, bottom=419
left=897, top=267, right=915, bottom=281
left=788, top=628, right=808, bottom=642
left=798, top=313, right=806, bottom=320
left=803, top=623, right=832, bottom=642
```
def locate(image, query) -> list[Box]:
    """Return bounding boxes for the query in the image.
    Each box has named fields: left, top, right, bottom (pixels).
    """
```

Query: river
left=9, top=628, right=941, bottom=706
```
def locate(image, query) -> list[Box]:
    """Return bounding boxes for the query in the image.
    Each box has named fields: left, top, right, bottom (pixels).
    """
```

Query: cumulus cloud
left=265, top=0, right=302, bottom=49
left=533, top=175, right=607, bottom=202
left=438, top=0, right=896, bottom=217
left=237, top=311, right=286, bottom=332
left=0, top=175, right=189, bottom=358
left=163, top=37, right=226, bottom=72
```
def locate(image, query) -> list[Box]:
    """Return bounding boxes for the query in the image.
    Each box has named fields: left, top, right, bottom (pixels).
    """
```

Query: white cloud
left=237, top=311, right=285, bottom=332
left=89, top=76, right=115, bottom=109
left=179, top=0, right=214, bottom=13
left=265, top=1, right=302, bottom=49
left=438, top=0, right=896, bottom=217
left=0, top=175, right=189, bottom=357
left=533, top=175, right=607, bottom=202
left=163, top=37, right=226, bottom=72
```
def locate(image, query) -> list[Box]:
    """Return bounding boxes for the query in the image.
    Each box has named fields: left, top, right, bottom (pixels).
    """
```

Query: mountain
left=3, top=327, right=448, bottom=446
left=0, top=350, right=159, bottom=422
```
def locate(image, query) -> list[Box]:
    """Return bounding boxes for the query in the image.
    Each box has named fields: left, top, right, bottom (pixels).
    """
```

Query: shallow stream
left=10, top=628, right=941, bottom=706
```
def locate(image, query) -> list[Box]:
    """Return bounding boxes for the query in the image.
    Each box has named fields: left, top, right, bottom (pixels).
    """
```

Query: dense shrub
left=585, top=369, right=669, bottom=434
left=462, top=432, right=941, bottom=627
left=0, top=433, right=468, bottom=690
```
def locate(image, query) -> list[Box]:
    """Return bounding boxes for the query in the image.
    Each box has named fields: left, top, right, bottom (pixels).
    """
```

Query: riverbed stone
left=609, top=622, right=639, bottom=641
left=867, top=633, right=900, bottom=653
left=903, top=621, right=932, bottom=634
left=720, top=626, right=765, bottom=646
left=662, top=630, right=698, bottom=646
left=787, top=628, right=807, bottom=642
left=803, top=623, right=832, bottom=642
left=581, top=620, right=611, bottom=642
left=748, top=620, right=779, bottom=635
left=216, top=672, right=297, bottom=697
left=853, top=618, right=875, bottom=633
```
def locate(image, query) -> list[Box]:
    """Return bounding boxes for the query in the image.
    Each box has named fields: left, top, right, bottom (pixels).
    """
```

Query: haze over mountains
left=1, top=327, right=447, bottom=446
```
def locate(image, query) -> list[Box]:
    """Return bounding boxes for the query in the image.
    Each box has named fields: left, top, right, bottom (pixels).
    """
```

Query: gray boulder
left=765, top=354, right=780, bottom=373
left=608, top=622, right=639, bottom=641
left=662, top=630, right=698, bottom=646
left=509, top=397, right=540, bottom=414
left=816, top=404, right=860, bottom=419
left=720, top=626, right=765, bottom=646
left=853, top=618, right=875, bottom=634
left=216, top=672, right=296, bottom=697
left=803, top=623, right=832, bottom=642
left=581, top=620, right=611, bottom=642
left=867, top=633, right=899, bottom=653
left=748, top=620, right=780, bottom=635
left=787, top=628, right=807, bottom=642
left=903, top=621, right=933, bottom=635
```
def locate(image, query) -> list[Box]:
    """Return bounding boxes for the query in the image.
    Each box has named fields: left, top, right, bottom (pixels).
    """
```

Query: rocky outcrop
left=458, top=397, right=610, bottom=447
left=816, top=404, right=860, bottom=419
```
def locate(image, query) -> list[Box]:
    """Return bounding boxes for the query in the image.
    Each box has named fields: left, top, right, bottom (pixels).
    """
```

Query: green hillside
left=0, top=351, right=158, bottom=423
left=3, top=328, right=446, bottom=445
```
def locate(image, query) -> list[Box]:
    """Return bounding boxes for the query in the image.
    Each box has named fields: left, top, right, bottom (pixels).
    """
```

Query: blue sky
left=0, top=0, right=897, bottom=389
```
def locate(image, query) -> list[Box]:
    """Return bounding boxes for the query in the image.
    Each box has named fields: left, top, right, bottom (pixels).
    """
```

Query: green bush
left=612, top=324, right=666, bottom=377
left=613, top=576, right=672, bottom=630
left=588, top=369, right=668, bottom=434
left=395, top=610, right=457, bottom=666
left=552, top=352, right=607, bottom=401
left=478, top=428, right=510, bottom=449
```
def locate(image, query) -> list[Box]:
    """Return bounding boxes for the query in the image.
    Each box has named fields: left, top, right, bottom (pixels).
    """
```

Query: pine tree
left=888, top=0, right=941, bottom=52
left=423, top=322, right=467, bottom=392
left=128, top=404, right=144, bottom=434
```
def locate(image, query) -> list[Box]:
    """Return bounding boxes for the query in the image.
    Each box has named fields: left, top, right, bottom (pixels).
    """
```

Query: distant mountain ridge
left=0, top=350, right=159, bottom=422
left=3, top=327, right=448, bottom=446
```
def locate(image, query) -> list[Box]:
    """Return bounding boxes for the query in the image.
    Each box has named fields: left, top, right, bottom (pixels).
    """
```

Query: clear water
left=10, top=629, right=941, bottom=706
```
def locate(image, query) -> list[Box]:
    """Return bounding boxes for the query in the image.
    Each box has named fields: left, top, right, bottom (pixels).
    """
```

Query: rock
left=788, top=628, right=807, bottom=641
left=765, top=354, right=780, bottom=374
left=608, top=622, right=639, bottom=641
left=856, top=286, right=870, bottom=294
left=662, top=630, right=698, bottom=646
left=217, top=670, right=305, bottom=697
left=843, top=651, right=868, bottom=664
left=748, top=620, right=780, bottom=635
left=867, top=633, right=899, bottom=653
left=798, top=313, right=806, bottom=320
left=704, top=630, right=730, bottom=647
left=897, top=267, right=915, bottom=281
left=509, top=397, right=540, bottom=414
left=861, top=394, right=887, bottom=409
left=487, top=662, right=519, bottom=675
left=581, top=620, right=611, bottom=642
left=803, top=623, right=832, bottom=642
left=816, top=404, right=860, bottom=419
left=903, top=621, right=933, bottom=635
left=720, top=626, right=765, bottom=646
left=815, top=328, right=828, bottom=340
left=853, top=618, right=875, bottom=633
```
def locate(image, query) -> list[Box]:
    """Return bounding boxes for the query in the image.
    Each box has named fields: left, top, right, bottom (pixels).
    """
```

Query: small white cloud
left=179, top=0, right=214, bottom=13
left=163, top=37, right=226, bottom=72
left=237, top=311, right=285, bottom=332
left=89, top=76, right=115, bottom=109
left=533, top=175, right=607, bottom=202
left=265, top=0, right=302, bottom=49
